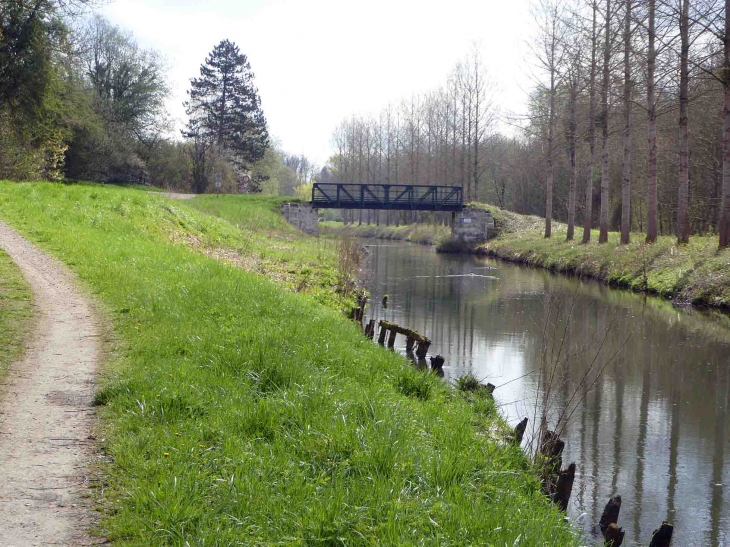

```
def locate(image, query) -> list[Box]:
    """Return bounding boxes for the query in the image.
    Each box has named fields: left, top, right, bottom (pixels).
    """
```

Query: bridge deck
left=312, top=183, right=463, bottom=212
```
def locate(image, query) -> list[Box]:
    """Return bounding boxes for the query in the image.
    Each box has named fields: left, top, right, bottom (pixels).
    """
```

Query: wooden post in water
left=377, top=324, right=387, bottom=345
left=416, top=340, right=431, bottom=359
left=648, top=522, right=673, bottom=547
left=552, top=463, right=576, bottom=512
left=604, top=524, right=625, bottom=546
left=387, top=327, right=397, bottom=348
left=513, top=418, right=528, bottom=444
left=599, top=496, right=622, bottom=535
left=365, top=319, right=376, bottom=339
left=429, top=355, right=444, bottom=373
left=405, top=335, right=416, bottom=352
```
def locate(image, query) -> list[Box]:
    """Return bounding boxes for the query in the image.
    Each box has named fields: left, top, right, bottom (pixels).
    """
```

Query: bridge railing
left=311, top=183, right=463, bottom=211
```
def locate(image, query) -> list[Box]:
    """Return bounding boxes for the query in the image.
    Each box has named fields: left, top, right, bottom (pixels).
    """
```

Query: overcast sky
left=101, top=0, right=533, bottom=167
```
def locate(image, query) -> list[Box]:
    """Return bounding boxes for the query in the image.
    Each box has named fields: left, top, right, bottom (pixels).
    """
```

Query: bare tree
left=620, top=0, right=634, bottom=244
left=533, top=0, right=568, bottom=238
left=584, top=0, right=600, bottom=243
left=599, top=0, right=614, bottom=243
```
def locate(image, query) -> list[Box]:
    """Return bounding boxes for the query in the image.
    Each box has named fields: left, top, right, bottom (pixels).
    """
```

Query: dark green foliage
left=184, top=39, right=269, bottom=192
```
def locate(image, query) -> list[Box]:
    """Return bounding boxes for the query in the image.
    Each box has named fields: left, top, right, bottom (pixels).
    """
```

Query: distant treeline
left=328, top=0, right=730, bottom=249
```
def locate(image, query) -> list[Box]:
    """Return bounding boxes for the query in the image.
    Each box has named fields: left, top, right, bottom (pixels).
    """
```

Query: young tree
left=564, top=26, right=583, bottom=241
left=184, top=39, right=269, bottom=188
left=533, top=0, right=567, bottom=238
left=620, top=0, right=634, bottom=244
left=721, top=0, right=730, bottom=247
left=599, top=0, right=613, bottom=243
left=646, top=0, right=660, bottom=242
left=677, top=0, right=691, bottom=244
left=583, top=0, right=600, bottom=244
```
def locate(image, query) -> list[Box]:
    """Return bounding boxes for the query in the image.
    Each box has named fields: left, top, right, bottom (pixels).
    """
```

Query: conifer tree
left=184, top=40, right=269, bottom=172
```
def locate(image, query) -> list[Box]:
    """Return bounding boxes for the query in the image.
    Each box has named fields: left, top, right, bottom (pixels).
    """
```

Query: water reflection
left=361, top=241, right=730, bottom=546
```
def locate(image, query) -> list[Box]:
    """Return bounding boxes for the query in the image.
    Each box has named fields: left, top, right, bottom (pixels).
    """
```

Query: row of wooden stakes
left=350, top=298, right=674, bottom=545
left=509, top=417, right=674, bottom=546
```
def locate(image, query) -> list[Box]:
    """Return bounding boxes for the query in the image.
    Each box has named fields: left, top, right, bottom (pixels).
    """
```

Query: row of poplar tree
left=328, top=0, right=730, bottom=248
left=0, top=0, right=295, bottom=194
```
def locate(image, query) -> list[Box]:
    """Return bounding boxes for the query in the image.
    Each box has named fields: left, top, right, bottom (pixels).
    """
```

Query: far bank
left=321, top=204, right=730, bottom=309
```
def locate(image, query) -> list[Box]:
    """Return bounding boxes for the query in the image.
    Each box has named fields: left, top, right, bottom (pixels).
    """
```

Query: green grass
left=0, top=181, right=578, bottom=545
left=183, top=195, right=348, bottom=309
left=480, top=219, right=730, bottom=307
left=0, top=247, right=33, bottom=377
left=322, top=221, right=450, bottom=246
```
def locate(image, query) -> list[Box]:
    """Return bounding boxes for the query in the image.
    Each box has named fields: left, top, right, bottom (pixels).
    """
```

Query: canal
left=361, top=240, right=730, bottom=546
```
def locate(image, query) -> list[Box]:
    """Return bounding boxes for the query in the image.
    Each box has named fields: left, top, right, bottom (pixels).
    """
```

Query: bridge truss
left=311, top=183, right=463, bottom=212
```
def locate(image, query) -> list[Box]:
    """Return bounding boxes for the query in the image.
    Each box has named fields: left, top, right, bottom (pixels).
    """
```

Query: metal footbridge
left=312, top=183, right=463, bottom=212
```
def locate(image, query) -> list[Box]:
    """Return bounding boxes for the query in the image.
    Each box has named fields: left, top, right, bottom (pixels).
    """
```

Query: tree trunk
left=599, top=0, right=611, bottom=244
left=646, top=0, right=658, bottom=243
left=677, top=0, right=690, bottom=244
left=567, top=85, right=577, bottom=241
left=719, top=0, right=730, bottom=248
left=583, top=1, right=598, bottom=244
left=545, top=33, right=557, bottom=239
left=620, top=0, right=632, bottom=245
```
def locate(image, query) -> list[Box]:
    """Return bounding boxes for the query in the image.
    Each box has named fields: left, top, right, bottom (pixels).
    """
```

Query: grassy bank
left=0, top=182, right=577, bottom=545
left=480, top=219, right=730, bottom=308
left=0, top=247, right=33, bottom=377
left=322, top=220, right=450, bottom=245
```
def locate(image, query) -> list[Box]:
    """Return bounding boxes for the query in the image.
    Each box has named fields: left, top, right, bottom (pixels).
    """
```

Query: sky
left=101, top=0, right=534, bottom=167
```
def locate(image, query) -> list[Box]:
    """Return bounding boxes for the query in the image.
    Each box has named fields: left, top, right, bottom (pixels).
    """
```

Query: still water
left=361, top=240, right=730, bottom=546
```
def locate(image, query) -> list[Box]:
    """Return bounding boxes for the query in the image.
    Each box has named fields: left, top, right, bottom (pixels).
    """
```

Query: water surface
left=361, top=240, right=730, bottom=546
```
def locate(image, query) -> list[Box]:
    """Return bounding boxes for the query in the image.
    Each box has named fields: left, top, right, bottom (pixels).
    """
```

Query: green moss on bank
left=0, top=247, right=33, bottom=377
left=0, top=182, right=577, bottom=545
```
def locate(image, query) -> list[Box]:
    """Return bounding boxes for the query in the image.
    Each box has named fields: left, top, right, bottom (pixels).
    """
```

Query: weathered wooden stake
left=377, top=325, right=387, bottom=345
left=366, top=319, right=376, bottom=339
left=513, top=417, right=528, bottom=444
left=540, top=430, right=565, bottom=473
left=599, top=496, right=622, bottom=535
left=387, top=328, right=397, bottom=348
left=416, top=340, right=431, bottom=359
left=552, top=463, right=576, bottom=512
left=429, top=355, right=445, bottom=372
left=648, top=522, right=673, bottom=547
left=405, top=335, right=416, bottom=352
left=604, top=523, right=625, bottom=546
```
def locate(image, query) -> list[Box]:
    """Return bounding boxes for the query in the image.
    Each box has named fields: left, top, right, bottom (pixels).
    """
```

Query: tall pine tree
left=184, top=39, right=269, bottom=190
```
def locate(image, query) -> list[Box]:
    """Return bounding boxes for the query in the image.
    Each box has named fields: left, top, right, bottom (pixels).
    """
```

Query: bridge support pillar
left=281, top=203, right=319, bottom=235
left=451, top=207, right=495, bottom=243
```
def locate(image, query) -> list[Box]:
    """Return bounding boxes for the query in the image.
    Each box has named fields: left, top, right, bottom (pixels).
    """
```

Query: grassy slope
left=0, top=182, right=577, bottom=545
left=322, top=221, right=450, bottom=246
left=481, top=222, right=730, bottom=307
left=0, top=247, right=33, bottom=377
left=183, top=195, right=346, bottom=309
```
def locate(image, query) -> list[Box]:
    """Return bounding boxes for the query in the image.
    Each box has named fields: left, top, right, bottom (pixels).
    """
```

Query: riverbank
left=321, top=220, right=451, bottom=245
left=0, top=182, right=578, bottom=544
left=476, top=226, right=730, bottom=308
left=334, top=200, right=730, bottom=309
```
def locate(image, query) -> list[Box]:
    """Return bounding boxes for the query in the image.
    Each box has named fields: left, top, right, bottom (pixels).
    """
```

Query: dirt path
left=0, top=221, right=101, bottom=546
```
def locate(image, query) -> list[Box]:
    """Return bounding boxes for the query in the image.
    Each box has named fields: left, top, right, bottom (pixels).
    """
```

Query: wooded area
left=0, top=0, right=315, bottom=196
left=328, top=0, right=730, bottom=248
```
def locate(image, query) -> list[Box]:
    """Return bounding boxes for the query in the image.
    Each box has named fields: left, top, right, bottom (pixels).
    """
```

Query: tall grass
left=0, top=182, right=578, bottom=545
